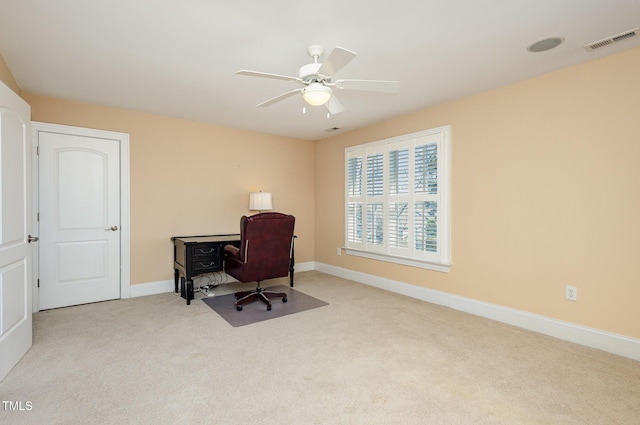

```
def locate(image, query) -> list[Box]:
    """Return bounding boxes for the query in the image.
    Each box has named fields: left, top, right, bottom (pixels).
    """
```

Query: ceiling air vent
left=584, top=28, right=638, bottom=51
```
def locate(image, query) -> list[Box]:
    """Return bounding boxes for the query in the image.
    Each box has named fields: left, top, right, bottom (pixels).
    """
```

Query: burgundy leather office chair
left=224, top=212, right=296, bottom=311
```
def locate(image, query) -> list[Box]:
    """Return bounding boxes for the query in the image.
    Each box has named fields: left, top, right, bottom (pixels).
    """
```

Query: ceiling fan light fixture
left=302, top=83, right=332, bottom=106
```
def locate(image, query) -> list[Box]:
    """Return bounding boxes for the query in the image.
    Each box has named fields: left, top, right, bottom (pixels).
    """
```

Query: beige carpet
left=1, top=271, right=639, bottom=425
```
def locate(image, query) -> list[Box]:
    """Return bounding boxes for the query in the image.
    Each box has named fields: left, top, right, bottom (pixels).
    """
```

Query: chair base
left=234, top=283, right=287, bottom=311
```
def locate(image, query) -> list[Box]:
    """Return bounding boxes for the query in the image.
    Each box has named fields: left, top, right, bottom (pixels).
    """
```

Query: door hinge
left=37, top=145, right=39, bottom=155
left=37, top=279, right=40, bottom=288
left=37, top=212, right=40, bottom=221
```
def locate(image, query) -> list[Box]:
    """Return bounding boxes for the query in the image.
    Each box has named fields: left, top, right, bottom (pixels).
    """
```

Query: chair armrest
left=224, top=244, right=240, bottom=259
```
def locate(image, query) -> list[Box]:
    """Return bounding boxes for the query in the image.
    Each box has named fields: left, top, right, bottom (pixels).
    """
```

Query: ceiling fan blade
left=237, top=70, right=302, bottom=83
left=256, top=88, right=303, bottom=107
left=326, top=95, right=345, bottom=115
left=317, top=47, right=357, bottom=76
left=334, top=79, right=399, bottom=93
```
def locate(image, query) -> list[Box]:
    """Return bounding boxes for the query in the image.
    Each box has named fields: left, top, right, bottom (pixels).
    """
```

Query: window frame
left=344, top=125, right=451, bottom=273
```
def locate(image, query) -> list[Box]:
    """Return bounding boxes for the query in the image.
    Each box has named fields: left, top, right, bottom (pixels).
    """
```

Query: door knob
left=105, top=225, right=119, bottom=231
left=28, top=235, right=39, bottom=243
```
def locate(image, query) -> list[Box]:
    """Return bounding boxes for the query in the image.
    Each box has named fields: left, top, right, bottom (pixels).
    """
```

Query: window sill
left=344, top=248, right=450, bottom=273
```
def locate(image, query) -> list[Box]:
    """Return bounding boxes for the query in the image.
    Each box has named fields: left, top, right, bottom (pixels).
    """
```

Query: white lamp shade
left=302, top=83, right=332, bottom=106
left=249, top=192, right=273, bottom=211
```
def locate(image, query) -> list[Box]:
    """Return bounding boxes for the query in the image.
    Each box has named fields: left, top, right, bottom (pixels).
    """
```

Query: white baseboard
left=130, top=279, right=175, bottom=298
left=130, top=261, right=316, bottom=298
left=315, top=262, right=640, bottom=361
left=293, top=261, right=315, bottom=273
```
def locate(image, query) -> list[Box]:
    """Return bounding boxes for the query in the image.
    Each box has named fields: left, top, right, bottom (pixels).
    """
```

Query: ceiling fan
left=237, top=45, right=399, bottom=114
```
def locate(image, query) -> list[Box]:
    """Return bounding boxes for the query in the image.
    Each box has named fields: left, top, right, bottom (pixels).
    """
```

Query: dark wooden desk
left=172, top=234, right=241, bottom=305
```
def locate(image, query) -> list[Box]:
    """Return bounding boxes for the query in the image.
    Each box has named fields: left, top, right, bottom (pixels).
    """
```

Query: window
left=345, top=126, right=451, bottom=272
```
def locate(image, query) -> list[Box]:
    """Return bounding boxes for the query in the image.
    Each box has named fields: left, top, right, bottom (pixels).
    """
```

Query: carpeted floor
left=1, top=271, right=639, bottom=425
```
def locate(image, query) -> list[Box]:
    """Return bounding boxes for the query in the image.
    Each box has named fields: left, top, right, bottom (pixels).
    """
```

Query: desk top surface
left=172, top=234, right=240, bottom=244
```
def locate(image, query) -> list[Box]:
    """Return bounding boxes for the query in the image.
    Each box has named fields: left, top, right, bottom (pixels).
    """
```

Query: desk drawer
left=191, top=257, right=222, bottom=272
left=190, top=243, right=221, bottom=257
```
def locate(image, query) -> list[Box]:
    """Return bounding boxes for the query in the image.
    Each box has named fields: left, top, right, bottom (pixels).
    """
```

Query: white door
left=0, top=81, right=32, bottom=382
left=38, top=131, right=121, bottom=310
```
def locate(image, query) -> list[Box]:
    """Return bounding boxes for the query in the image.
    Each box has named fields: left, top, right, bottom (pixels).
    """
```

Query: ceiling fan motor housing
left=299, top=63, right=327, bottom=83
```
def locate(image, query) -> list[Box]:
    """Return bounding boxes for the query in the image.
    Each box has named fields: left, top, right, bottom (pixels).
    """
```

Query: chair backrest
left=237, top=212, right=295, bottom=281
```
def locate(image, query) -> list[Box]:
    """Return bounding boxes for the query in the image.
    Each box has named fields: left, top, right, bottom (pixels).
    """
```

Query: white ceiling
left=1, top=0, right=639, bottom=141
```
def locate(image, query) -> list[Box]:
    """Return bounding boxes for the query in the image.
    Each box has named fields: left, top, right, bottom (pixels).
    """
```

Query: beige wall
left=0, top=52, right=21, bottom=95
left=315, top=47, right=640, bottom=339
left=24, top=93, right=315, bottom=285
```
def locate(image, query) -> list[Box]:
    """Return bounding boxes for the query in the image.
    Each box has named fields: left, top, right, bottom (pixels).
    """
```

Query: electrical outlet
left=565, top=285, right=578, bottom=301
left=337, top=247, right=342, bottom=256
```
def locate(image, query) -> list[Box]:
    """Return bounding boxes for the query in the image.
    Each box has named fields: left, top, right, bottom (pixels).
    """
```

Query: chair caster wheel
left=282, top=297, right=288, bottom=303
left=267, top=304, right=272, bottom=311
left=236, top=305, right=243, bottom=311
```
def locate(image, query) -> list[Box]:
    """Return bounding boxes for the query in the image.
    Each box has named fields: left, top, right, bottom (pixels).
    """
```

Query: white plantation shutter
left=346, top=152, right=364, bottom=249
left=413, top=137, right=440, bottom=258
left=366, top=150, right=384, bottom=251
left=415, top=143, right=438, bottom=194
left=388, top=201, right=408, bottom=249
left=415, top=201, right=438, bottom=253
left=347, top=202, right=362, bottom=244
left=388, top=144, right=410, bottom=256
left=345, top=126, right=451, bottom=271
left=347, top=155, right=362, bottom=197
left=366, top=152, right=384, bottom=197
left=389, top=148, right=409, bottom=195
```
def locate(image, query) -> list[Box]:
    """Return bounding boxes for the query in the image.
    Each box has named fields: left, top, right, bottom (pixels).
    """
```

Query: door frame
left=31, top=122, right=130, bottom=312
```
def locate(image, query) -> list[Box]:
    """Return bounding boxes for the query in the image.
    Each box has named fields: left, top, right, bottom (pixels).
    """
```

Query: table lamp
left=249, top=191, right=273, bottom=213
